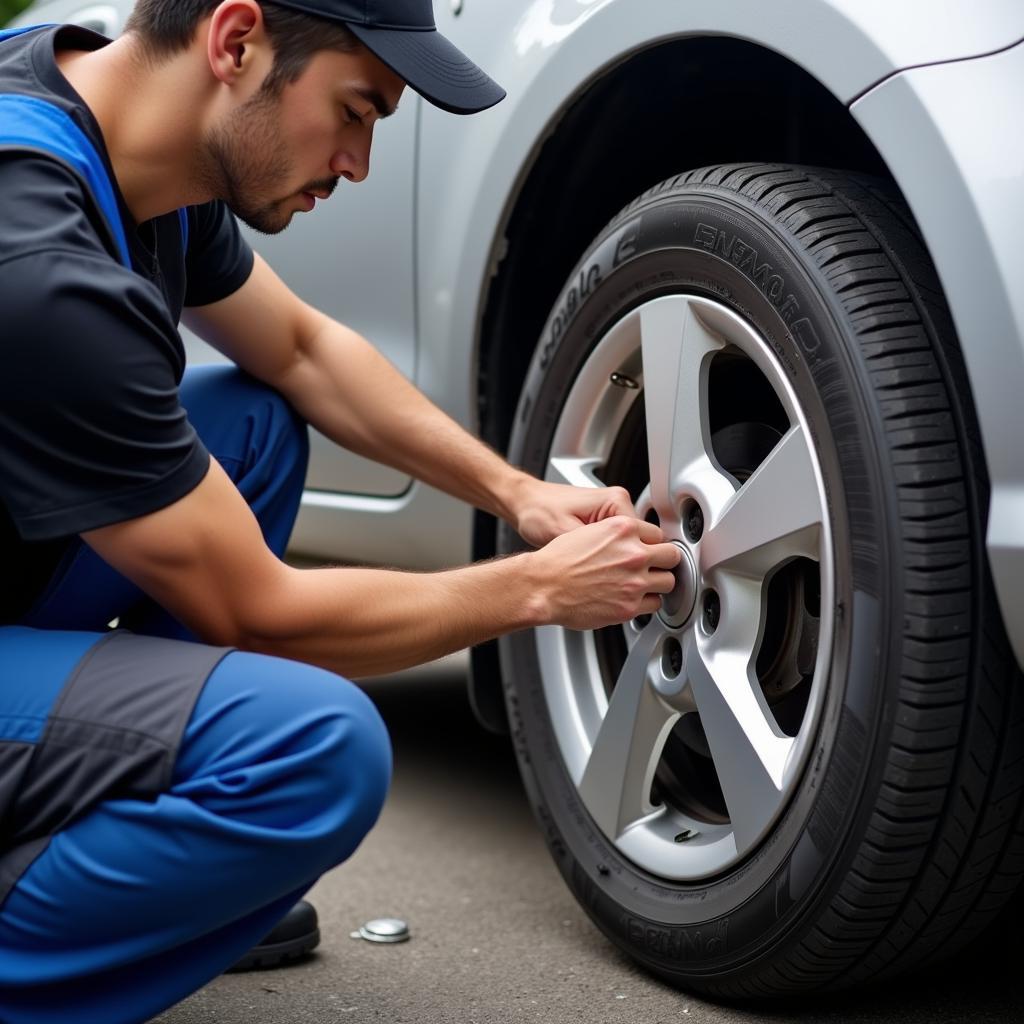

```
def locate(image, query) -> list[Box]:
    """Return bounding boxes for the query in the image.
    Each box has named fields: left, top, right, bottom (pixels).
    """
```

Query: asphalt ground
left=155, top=659, right=1024, bottom=1024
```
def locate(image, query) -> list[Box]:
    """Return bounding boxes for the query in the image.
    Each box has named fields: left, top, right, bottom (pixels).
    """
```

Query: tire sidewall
left=499, top=185, right=899, bottom=977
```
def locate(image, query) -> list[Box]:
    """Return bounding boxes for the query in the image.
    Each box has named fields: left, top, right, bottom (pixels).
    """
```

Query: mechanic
left=0, top=1, right=680, bottom=1021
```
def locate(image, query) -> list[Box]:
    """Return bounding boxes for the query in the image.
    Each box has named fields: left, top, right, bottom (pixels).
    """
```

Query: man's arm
left=84, top=457, right=679, bottom=678
left=182, top=255, right=635, bottom=542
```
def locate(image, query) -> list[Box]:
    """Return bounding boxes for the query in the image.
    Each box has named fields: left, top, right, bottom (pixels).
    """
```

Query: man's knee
left=176, top=651, right=392, bottom=870
left=180, top=365, right=309, bottom=473
left=300, top=670, right=393, bottom=858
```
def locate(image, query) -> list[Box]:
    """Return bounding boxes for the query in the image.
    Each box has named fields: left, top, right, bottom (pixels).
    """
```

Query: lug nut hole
left=662, top=637, right=683, bottom=679
left=702, top=590, right=721, bottom=634
left=682, top=499, right=704, bottom=542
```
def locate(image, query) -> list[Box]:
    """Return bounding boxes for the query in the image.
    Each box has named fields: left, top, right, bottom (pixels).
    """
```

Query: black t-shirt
left=0, top=25, right=255, bottom=622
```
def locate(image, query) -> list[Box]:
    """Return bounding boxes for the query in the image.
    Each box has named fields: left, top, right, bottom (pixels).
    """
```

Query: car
left=10, top=0, right=1024, bottom=999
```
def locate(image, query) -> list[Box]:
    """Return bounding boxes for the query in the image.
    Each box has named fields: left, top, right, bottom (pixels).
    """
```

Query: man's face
left=204, top=43, right=405, bottom=234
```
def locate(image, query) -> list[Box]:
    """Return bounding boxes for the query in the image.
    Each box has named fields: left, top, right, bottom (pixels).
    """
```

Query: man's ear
left=205, top=0, right=271, bottom=86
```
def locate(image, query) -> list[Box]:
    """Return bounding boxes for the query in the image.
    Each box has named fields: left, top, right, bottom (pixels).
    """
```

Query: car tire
left=497, top=163, right=1024, bottom=996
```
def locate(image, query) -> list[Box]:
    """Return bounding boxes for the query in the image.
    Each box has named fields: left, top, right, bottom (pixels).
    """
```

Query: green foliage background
left=0, top=0, right=33, bottom=28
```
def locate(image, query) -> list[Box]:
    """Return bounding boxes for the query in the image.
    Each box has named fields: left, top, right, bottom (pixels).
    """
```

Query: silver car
left=14, top=0, right=1024, bottom=997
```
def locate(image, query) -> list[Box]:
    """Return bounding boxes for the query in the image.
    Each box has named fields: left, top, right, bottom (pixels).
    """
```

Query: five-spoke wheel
left=539, top=295, right=834, bottom=879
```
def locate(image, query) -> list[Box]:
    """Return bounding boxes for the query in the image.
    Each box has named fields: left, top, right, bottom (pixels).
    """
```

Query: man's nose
left=331, top=138, right=371, bottom=183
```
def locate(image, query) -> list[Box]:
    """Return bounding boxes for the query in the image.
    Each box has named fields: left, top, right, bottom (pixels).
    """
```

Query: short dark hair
left=124, top=0, right=361, bottom=93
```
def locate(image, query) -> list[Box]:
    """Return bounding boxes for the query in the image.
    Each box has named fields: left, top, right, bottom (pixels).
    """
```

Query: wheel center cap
left=659, top=542, right=698, bottom=628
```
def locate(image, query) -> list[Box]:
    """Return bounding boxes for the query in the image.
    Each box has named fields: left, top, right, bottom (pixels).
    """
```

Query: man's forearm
left=279, top=315, right=531, bottom=522
left=246, top=556, right=547, bottom=678
left=241, top=517, right=675, bottom=677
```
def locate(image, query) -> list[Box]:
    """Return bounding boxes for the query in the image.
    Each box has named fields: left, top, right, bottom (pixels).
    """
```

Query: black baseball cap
left=269, top=0, right=506, bottom=115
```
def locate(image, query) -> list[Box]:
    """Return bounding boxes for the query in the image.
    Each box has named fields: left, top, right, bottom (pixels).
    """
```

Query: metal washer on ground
left=350, top=918, right=411, bottom=943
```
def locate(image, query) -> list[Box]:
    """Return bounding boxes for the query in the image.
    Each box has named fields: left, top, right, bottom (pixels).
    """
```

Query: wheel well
left=468, top=36, right=893, bottom=732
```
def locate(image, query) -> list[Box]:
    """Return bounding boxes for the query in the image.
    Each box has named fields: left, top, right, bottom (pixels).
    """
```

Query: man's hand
left=525, top=515, right=681, bottom=631
left=510, top=476, right=638, bottom=548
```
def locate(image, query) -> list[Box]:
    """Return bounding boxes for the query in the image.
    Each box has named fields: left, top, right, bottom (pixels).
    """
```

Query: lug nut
left=703, top=590, right=720, bottom=634
left=683, top=500, right=704, bottom=542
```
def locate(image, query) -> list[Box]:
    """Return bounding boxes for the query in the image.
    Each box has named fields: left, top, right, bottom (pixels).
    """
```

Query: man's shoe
left=228, top=900, right=320, bottom=972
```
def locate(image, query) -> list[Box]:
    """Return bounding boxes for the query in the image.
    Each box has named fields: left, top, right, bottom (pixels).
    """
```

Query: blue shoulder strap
left=0, top=25, right=54, bottom=41
left=0, top=24, right=189, bottom=269
left=0, top=93, right=133, bottom=267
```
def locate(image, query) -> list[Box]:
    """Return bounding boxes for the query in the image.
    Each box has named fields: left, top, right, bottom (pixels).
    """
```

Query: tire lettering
left=779, top=293, right=801, bottom=322
left=750, top=258, right=773, bottom=289
left=792, top=317, right=821, bottom=355
left=612, top=218, right=642, bottom=268
left=694, top=222, right=718, bottom=251
left=540, top=262, right=604, bottom=370
left=626, top=917, right=729, bottom=959
left=695, top=224, right=822, bottom=358
left=696, top=223, right=790, bottom=305
left=540, top=217, right=642, bottom=372
left=539, top=313, right=565, bottom=371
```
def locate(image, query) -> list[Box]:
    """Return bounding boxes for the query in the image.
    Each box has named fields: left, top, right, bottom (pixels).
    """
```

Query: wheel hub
left=659, top=542, right=697, bottom=629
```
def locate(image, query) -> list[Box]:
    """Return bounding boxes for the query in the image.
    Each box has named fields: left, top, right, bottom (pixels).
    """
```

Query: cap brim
left=347, top=24, right=506, bottom=115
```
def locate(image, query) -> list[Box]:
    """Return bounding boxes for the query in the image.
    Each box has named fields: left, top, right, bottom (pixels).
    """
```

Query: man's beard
left=201, top=87, right=338, bottom=235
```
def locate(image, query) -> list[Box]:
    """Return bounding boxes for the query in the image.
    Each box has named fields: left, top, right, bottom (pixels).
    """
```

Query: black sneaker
left=228, top=900, right=320, bottom=972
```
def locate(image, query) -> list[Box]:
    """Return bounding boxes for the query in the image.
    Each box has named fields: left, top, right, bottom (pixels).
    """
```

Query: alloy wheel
left=537, top=294, right=835, bottom=880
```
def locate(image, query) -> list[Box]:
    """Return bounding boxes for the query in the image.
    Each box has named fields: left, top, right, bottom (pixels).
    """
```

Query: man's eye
left=344, top=106, right=364, bottom=126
